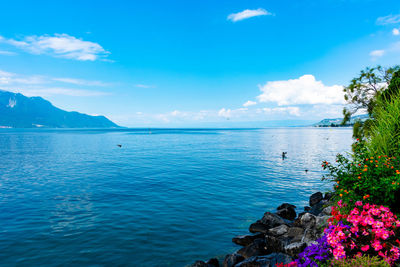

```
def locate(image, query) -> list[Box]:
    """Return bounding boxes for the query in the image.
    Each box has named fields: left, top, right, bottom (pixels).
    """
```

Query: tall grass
left=367, top=94, right=400, bottom=157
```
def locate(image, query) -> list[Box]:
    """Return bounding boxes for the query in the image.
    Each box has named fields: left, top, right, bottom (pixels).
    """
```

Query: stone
left=294, top=213, right=316, bottom=229
left=322, top=206, right=332, bottom=216
left=264, top=235, right=284, bottom=253
left=283, top=227, right=304, bottom=243
left=237, top=238, right=268, bottom=259
left=190, top=260, right=213, bottom=267
left=233, top=234, right=264, bottom=247
left=304, top=206, right=311, bottom=212
left=309, top=202, right=324, bottom=216
left=249, top=222, right=269, bottom=234
left=235, top=253, right=292, bottom=267
left=277, top=203, right=296, bottom=210
left=260, top=212, right=285, bottom=228
left=223, top=253, right=245, bottom=267
left=324, top=192, right=333, bottom=200
left=309, top=192, right=323, bottom=206
left=207, top=258, right=219, bottom=267
left=267, top=225, right=289, bottom=237
left=316, top=215, right=330, bottom=230
left=276, top=207, right=296, bottom=221
left=284, top=242, right=307, bottom=258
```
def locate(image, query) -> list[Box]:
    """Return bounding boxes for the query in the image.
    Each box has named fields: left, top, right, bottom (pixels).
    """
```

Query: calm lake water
left=0, top=128, right=352, bottom=266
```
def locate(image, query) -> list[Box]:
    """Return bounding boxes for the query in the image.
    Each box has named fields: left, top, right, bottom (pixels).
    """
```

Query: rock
left=190, top=260, right=213, bottom=267
left=249, top=222, right=269, bottom=234
left=277, top=203, right=296, bottom=210
left=276, top=207, right=296, bottom=221
left=260, top=212, right=285, bottom=228
left=304, top=206, right=311, bottom=212
left=321, top=206, right=332, bottom=216
left=207, top=258, right=220, bottom=267
left=237, top=238, right=268, bottom=259
left=324, top=192, right=333, bottom=200
left=284, top=242, right=307, bottom=258
left=294, top=213, right=316, bottom=229
left=234, top=253, right=293, bottom=267
left=309, top=192, right=323, bottom=206
left=282, top=227, right=304, bottom=243
left=316, top=215, right=330, bottom=230
left=267, top=225, right=289, bottom=237
left=223, top=253, right=245, bottom=267
left=233, top=234, right=264, bottom=247
left=264, top=235, right=284, bottom=253
left=301, top=228, right=320, bottom=245
left=309, top=202, right=324, bottom=216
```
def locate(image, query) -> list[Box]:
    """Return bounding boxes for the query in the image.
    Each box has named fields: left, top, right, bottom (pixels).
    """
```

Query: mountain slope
left=313, top=114, right=369, bottom=127
left=0, top=90, right=119, bottom=128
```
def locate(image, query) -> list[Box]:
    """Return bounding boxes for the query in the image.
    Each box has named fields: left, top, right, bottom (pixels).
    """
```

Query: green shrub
left=367, top=94, right=400, bottom=159
left=329, top=255, right=390, bottom=267
left=322, top=140, right=400, bottom=208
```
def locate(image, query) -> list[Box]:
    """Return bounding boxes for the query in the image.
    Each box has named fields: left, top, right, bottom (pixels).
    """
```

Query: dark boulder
left=237, top=238, right=268, bottom=259
left=276, top=207, right=296, bottom=221
left=207, top=258, right=219, bottom=267
left=249, top=221, right=269, bottom=234
left=190, top=260, right=214, bottom=267
left=233, top=234, right=264, bottom=247
left=267, top=225, right=288, bottom=237
left=264, top=235, right=284, bottom=253
left=235, top=253, right=293, bottom=267
left=260, top=212, right=285, bottom=228
left=309, top=192, right=323, bottom=206
left=294, top=213, right=316, bottom=229
left=324, top=192, right=333, bottom=200
left=284, top=242, right=307, bottom=258
left=223, top=253, right=245, bottom=267
left=309, top=201, right=324, bottom=216
left=277, top=203, right=296, bottom=210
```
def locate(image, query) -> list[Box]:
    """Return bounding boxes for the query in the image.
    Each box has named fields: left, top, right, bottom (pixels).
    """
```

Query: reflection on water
left=0, top=128, right=352, bottom=266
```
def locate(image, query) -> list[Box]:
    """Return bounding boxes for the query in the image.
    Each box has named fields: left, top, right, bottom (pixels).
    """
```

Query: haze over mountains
left=0, top=90, right=119, bottom=128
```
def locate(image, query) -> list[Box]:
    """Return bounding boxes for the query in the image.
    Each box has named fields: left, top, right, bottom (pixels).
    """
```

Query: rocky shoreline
left=189, top=192, right=333, bottom=267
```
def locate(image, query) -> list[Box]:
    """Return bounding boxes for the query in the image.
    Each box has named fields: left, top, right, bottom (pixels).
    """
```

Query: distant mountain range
left=313, top=114, right=369, bottom=127
left=0, top=90, right=119, bottom=128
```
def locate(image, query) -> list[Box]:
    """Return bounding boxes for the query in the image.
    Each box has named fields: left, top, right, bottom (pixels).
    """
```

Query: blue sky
left=1, top=0, right=400, bottom=127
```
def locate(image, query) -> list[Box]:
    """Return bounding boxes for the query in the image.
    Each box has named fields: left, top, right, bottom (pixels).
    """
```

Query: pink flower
left=355, top=201, right=362, bottom=206
left=361, top=245, right=370, bottom=251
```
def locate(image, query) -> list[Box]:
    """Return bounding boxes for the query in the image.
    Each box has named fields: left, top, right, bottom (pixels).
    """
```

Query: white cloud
left=370, top=49, right=385, bottom=60
left=393, top=28, right=400, bottom=36
left=257, top=75, right=344, bottom=106
left=218, top=108, right=232, bottom=118
left=377, top=14, right=400, bottom=25
left=227, top=8, right=272, bottom=22
left=243, top=100, right=257, bottom=107
left=0, top=34, right=109, bottom=61
left=0, top=50, right=17, bottom=55
left=260, top=107, right=301, bottom=116
left=53, top=77, right=110, bottom=86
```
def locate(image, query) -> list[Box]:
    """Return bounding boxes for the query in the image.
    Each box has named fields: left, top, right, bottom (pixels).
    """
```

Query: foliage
left=329, top=255, right=390, bottom=267
left=326, top=201, right=400, bottom=265
left=367, top=94, right=400, bottom=159
left=342, top=65, right=400, bottom=139
left=322, top=141, right=400, bottom=208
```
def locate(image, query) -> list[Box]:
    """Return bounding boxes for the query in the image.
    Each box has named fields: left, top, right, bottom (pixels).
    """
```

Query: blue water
left=0, top=128, right=352, bottom=266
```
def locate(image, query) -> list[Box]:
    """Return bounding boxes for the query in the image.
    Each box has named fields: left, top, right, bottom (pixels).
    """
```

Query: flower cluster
left=322, top=149, right=400, bottom=209
left=326, top=201, right=400, bottom=265
left=294, top=234, right=331, bottom=266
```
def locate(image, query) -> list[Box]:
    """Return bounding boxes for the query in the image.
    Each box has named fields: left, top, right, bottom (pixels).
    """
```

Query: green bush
left=322, top=140, right=400, bottom=208
left=329, top=255, right=390, bottom=267
left=367, top=94, right=400, bottom=159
